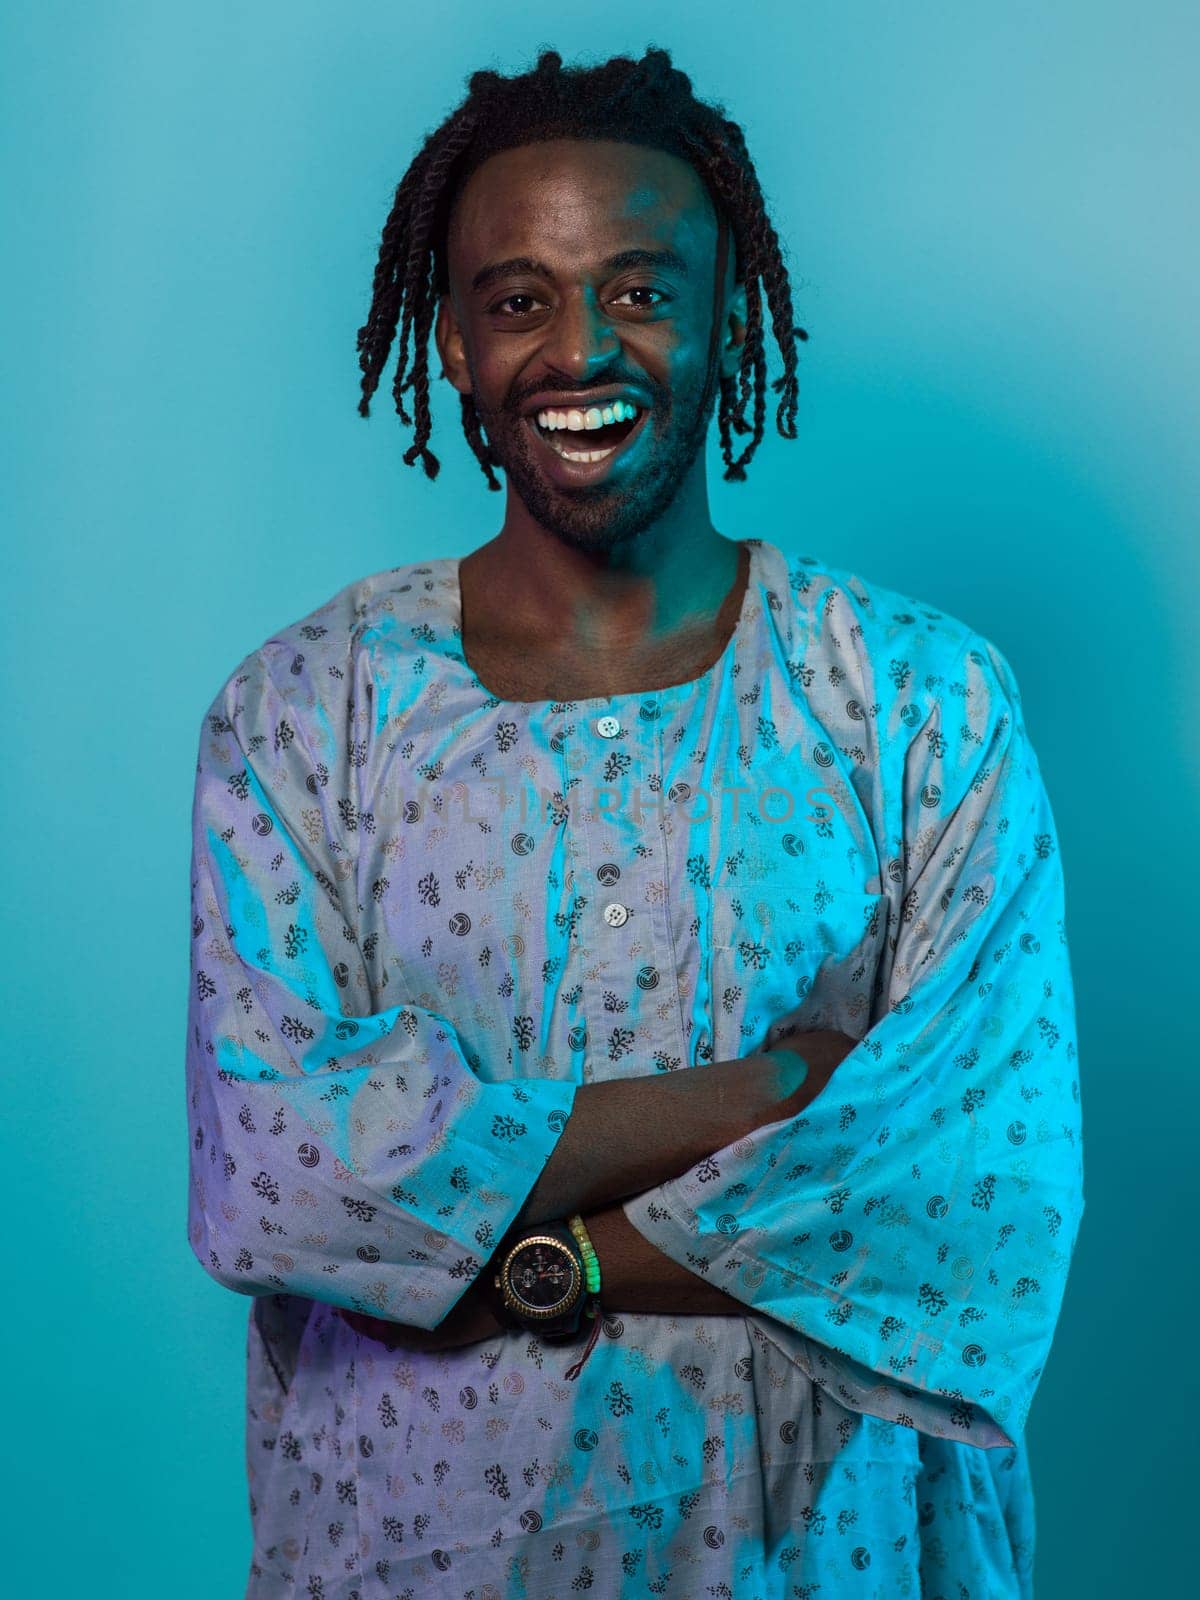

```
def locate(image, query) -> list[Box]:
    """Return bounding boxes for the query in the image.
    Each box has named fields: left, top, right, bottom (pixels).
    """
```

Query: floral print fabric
left=186, top=537, right=1083, bottom=1597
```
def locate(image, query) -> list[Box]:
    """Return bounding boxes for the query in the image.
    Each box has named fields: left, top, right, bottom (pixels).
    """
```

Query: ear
left=719, top=280, right=749, bottom=381
left=435, top=295, right=473, bottom=397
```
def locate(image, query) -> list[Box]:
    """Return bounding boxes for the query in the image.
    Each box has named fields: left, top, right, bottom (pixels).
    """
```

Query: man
left=186, top=47, right=1083, bottom=1599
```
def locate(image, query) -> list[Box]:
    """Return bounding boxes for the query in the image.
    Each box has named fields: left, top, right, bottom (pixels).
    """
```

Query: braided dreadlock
left=355, top=46, right=808, bottom=490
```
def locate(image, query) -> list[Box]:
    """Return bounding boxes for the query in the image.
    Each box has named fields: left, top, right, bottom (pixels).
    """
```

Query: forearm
left=343, top=1042, right=834, bottom=1348
left=581, top=1200, right=747, bottom=1317
left=509, top=1045, right=815, bottom=1232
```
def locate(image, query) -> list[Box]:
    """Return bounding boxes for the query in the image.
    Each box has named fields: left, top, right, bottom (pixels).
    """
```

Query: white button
left=595, top=715, right=621, bottom=738
left=602, top=902, right=629, bottom=928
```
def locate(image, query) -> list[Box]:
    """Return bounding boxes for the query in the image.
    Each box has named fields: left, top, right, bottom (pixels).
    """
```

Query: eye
left=487, top=292, right=548, bottom=318
left=611, top=285, right=670, bottom=312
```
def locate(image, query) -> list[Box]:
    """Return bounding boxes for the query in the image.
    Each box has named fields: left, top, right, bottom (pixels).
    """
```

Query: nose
left=541, top=285, right=621, bottom=379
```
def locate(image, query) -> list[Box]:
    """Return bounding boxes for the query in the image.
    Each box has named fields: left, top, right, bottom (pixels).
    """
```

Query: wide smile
left=522, top=406, right=652, bottom=487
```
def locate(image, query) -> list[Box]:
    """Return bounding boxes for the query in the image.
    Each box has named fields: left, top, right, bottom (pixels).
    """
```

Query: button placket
left=577, top=699, right=681, bottom=1083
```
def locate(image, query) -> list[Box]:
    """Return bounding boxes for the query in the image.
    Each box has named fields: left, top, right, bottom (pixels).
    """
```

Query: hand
left=762, top=1028, right=857, bottom=1118
left=337, top=1271, right=507, bottom=1353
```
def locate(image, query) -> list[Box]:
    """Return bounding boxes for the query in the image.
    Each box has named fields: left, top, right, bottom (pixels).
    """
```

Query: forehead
left=446, top=138, right=716, bottom=273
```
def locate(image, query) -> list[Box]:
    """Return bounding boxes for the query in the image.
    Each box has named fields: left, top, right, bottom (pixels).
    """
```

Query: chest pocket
left=709, top=884, right=891, bottom=1059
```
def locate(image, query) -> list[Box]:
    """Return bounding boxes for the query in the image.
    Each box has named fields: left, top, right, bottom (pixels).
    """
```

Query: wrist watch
left=491, top=1221, right=588, bottom=1339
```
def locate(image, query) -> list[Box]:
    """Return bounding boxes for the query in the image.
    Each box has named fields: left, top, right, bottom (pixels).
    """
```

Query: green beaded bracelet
left=567, top=1212, right=602, bottom=1295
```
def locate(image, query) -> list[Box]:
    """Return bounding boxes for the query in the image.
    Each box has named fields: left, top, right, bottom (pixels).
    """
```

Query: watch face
left=505, top=1240, right=579, bottom=1314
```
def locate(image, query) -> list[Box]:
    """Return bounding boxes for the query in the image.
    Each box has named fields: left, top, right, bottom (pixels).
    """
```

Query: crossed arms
left=341, top=1034, right=852, bottom=1351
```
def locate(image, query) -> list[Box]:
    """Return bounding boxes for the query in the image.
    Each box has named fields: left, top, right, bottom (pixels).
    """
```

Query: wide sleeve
left=622, top=630, right=1084, bottom=1447
left=185, top=643, right=577, bottom=1330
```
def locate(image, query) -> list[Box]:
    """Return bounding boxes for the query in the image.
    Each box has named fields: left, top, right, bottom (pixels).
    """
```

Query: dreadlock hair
left=355, top=45, right=808, bottom=489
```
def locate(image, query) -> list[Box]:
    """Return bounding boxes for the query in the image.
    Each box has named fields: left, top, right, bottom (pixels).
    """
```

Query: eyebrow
left=470, top=247, right=691, bottom=295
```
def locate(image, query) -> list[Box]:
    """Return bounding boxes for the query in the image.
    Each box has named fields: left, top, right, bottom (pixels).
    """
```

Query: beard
left=471, top=367, right=720, bottom=557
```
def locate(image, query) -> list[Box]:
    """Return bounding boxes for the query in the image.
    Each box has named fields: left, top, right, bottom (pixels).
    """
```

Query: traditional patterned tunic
left=185, top=536, right=1084, bottom=1598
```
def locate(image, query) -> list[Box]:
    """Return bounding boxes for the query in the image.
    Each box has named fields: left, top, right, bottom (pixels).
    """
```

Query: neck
left=460, top=523, right=744, bottom=660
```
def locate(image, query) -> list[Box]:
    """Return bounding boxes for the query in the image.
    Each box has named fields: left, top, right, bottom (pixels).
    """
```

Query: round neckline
left=449, top=538, right=761, bottom=709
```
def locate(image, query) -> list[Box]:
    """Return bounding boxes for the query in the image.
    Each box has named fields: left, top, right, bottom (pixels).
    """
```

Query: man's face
left=435, top=138, right=746, bottom=555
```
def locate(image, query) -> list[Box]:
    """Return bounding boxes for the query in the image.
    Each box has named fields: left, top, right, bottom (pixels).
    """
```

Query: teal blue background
left=4, top=1, right=1195, bottom=1592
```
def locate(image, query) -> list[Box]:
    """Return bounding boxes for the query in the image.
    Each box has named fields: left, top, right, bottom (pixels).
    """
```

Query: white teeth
left=534, top=399, right=640, bottom=431
left=529, top=397, right=646, bottom=464
left=556, top=443, right=618, bottom=462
